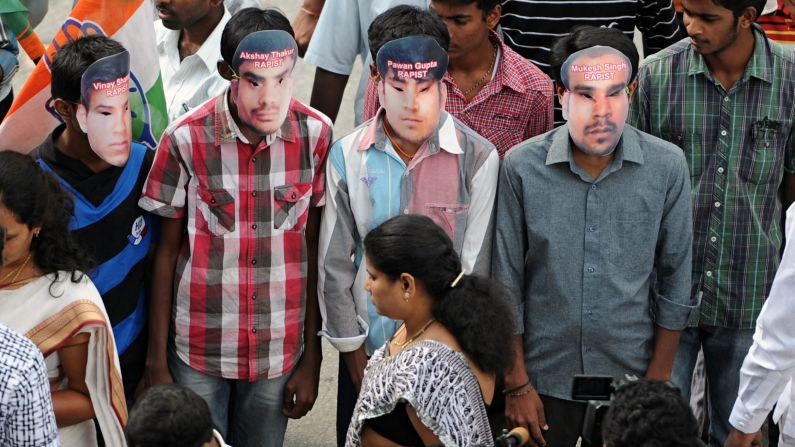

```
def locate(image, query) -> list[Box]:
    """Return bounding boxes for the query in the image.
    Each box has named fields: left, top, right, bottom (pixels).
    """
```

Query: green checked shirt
left=629, top=26, right=795, bottom=329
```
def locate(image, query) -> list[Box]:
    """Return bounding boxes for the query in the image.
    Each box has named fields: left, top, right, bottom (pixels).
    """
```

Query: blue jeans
left=672, top=326, right=754, bottom=447
left=168, top=347, right=290, bottom=447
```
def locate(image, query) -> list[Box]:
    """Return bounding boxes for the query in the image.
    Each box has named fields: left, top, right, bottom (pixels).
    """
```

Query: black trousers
left=337, top=353, right=358, bottom=447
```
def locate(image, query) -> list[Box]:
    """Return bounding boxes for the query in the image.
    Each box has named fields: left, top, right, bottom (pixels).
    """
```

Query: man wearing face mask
left=139, top=9, right=332, bottom=447
left=493, top=26, right=696, bottom=447
left=318, top=21, right=499, bottom=444
left=32, top=36, right=156, bottom=405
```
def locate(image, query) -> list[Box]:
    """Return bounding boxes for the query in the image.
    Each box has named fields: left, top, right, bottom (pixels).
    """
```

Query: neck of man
left=55, top=123, right=113, bottom=173
left=382, top=117, right=424, bottom=157
left=449, top=31, right=495, bottom=74
left=571, top=141, right=617, bottom=181
left=703, top=27, right=756, bottom=91
left=178, top=7, right=224, bottom=61
left=227, top=93, right=265, bottom=147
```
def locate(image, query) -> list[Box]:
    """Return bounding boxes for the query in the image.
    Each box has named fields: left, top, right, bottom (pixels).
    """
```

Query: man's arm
left=317, top=143, right=369, bottom=390
left=726, top=205, right=795, bottom=446
left=136, top=217, right=183, bottom=395
left=647, top=150, right=695, bottom=379
left=309, top=68, right=350, bottom=123
left=492, top=154, right=547, bottom=447
left=461, top=148, right=499, bottom=275
left=282, top=207, right=323, bottom=418
left=293, top=0, right=325, bottom=56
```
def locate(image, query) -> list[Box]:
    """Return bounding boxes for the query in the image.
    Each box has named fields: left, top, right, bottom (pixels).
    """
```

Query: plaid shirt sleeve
left=635, top=0, right=683, bottom=55
left=139, top=130, right=189, bottom=218
left=310, top=122, right=333, bottom=207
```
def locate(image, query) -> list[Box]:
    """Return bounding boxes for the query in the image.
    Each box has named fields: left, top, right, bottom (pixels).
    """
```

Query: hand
left=291, top=8, right=319, bottom=57
left=135, top=363, right=173, bottom=399
left=505, top=385, right=548, bottom=447
left=282, top=351, right=322, bottom=419
left=342, top=346, right=368, bottom=393
left=724, top=428, right=763, bottom=447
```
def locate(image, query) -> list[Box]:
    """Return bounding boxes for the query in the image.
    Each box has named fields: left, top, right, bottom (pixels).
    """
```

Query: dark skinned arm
left=52, top=333, right=95, bottom=427
left=282, top=207, right=323, bottom=418
left=135, top=217, right=184, bottom=397
left=309, top=68, right=350, bottom=123
left=504, top=336, right=548, bottom=447
left=644, top=326, right=681, bottom=382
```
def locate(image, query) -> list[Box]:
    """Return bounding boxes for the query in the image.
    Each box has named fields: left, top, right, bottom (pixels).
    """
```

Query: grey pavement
left=14, top=1, right=359, bottom=445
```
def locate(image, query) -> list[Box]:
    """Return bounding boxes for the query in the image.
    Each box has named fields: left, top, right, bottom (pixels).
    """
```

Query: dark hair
left=432, top=0, right=501, bottom=13
left=50, top=35, right=127, bottom=103
left=221, top=7, right=294, bottom=66
left=0, top=225, right=5, bottom=256
left=602, top=380, right=701, bottom=447
left=368, top=5, right=450, bottom=61
left=714, top=0, right=766, bottom=20
left=126, top=384, right=214, bottom=447
left=0, top=152, right=91, bottom=285
left=363, top=214, right=514, bottom=374
left=549, top=26, right=639, bottom=87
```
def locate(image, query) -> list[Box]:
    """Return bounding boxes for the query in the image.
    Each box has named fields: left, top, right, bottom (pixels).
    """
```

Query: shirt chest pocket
left=739, top=127, right=785, bottom=185
left=196, top=187, right=236, bottom=236
left=273, top=183, right=312, bottom=231
left=426, top=203, right=469, bottom=240
left=664, top=131, right=703, bottom=179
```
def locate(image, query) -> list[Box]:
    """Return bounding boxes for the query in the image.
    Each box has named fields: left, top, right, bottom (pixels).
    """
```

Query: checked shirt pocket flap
left=273, top=183, right=312, bottom=231
left=196, top=187, right=236, bottom=236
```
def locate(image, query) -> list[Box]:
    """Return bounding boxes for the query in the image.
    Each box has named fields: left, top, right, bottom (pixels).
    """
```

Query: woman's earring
left=403, top=292, right=410, bottom=302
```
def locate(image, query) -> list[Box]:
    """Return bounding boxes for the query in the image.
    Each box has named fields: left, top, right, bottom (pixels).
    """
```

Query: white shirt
left=213, top=429, right=230, bottom=446
left=303, top=0, right=429, bottom=125
left=156, top=9, right=231, bottom=122
left=729, top=203, right=795, bottom=441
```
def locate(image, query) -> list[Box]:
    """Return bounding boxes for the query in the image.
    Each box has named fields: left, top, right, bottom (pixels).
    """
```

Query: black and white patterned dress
left=346, top=339, right=493, bottom=447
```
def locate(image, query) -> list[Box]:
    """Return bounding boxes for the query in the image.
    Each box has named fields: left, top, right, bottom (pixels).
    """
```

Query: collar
left=687, top=24, right=774, bottom=84
left=357, top=109, right=463, bottom=155
left=158, top=8, right=231, bottom=71
left=214, top=88, right=295, bottom=146
left=442, top=30, right=527, bottom=95
left=545, top=124, right=644, bottom=167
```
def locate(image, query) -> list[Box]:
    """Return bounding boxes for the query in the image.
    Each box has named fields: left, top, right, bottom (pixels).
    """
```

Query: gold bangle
left=301, top=7, right=321, bottom=17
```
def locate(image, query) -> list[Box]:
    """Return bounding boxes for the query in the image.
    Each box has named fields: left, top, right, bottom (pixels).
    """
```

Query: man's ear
left=217, top=60, right=235, bottom=81
left=556, top=84, right=567, bottom=103
left=75, top=103, right=89, bottom=134
left=52, top=98, right=76, bottom=124
left=740, top=5, right=757, bottom=28
left=626, top=79, right=638, bottom=102
left=370, top=63, right=379, bottom=81
left=486, top=4, right=501, bottom=30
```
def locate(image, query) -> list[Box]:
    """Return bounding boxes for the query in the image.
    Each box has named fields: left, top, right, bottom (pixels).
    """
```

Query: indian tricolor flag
left=0, top=0, right=167, bottom=151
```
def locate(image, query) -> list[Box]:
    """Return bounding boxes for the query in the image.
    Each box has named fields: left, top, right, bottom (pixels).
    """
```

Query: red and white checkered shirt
left=363, top=31, right=554, bottom=157
left=139, top=92, right=332, bottom=380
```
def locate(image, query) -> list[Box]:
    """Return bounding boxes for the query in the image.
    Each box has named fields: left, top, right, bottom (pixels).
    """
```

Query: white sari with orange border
left=0, top=272, right=127, bottom=447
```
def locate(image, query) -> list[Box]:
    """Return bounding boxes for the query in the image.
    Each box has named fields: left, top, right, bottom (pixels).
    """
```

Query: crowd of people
left=1, top=0, right=795, bottom=446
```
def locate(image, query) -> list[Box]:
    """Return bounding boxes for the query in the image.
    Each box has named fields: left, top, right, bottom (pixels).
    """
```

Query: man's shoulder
left=0, top=324, right=40, bottom=366
left=450, top=115, right=499, bottom=162
left=289, top=98, right=333, bottom=130
left=627, top=125, right=687, bottom=165
left=639, top=37, right=692, bottom=71
left=766, top=37, right=795, bottom=68
left=165, top=95, right=220, bottom=134
left=501, top=43, right=554, bottom=95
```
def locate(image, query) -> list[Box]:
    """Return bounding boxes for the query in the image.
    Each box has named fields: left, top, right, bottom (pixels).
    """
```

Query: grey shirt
left=493, top=124, right=696, bottom=400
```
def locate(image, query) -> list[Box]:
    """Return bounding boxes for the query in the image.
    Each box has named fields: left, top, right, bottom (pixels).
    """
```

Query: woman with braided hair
left=347, top=214, right=514, bottom=447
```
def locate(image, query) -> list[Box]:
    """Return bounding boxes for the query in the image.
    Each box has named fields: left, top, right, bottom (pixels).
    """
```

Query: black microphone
left=495, top=427, right=530, bottom=447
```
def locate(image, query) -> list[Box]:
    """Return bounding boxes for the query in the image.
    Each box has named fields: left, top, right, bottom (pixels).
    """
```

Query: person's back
left=0, top=318, right=59, bottom=447
left=33, top=35, right=156, bottom=403
left=155, top=0, right=230, bottom=122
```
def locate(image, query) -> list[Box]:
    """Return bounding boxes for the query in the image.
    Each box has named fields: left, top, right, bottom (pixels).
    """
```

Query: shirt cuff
left=653, top=293, right=699, bottom=330
left=318, top=315, right=369, bottom=352
left=729, top=396, right=770, bottom=434
left=138, top=196, right=186, bottom=219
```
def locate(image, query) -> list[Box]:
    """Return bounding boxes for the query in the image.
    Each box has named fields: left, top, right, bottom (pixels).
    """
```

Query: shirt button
left=715, top=201, right=721, bottom=208
left=252, top=224, right=257, bottom=230
left=252, top=191, right=257, bottom=197
left=587, top=267, right=595, bottom=273
left=724, top=97, right=730, bottom=102
left=252, top=294, right=257, bottom=301
left=710, top=236, right=717, bottom=243
left=588, top=226, right=596, bottom=232
left=591, top=184, right=598, bottom=190
left=291, top=193, right=297, bottom=199
left=403, top=209, right=409, bottom=214
left=252, top=328, right=257, bottom=333
left=717, top=167, right=725, bottom=174
left=210, top=198, right=216, bottom=204
left=720, top=130, right=728, bottom=137
left=252, top=156, right=257, bottom=162
left=251, top=259, right=257, bottom=265
left=706, top=271, right=713, bottom=277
